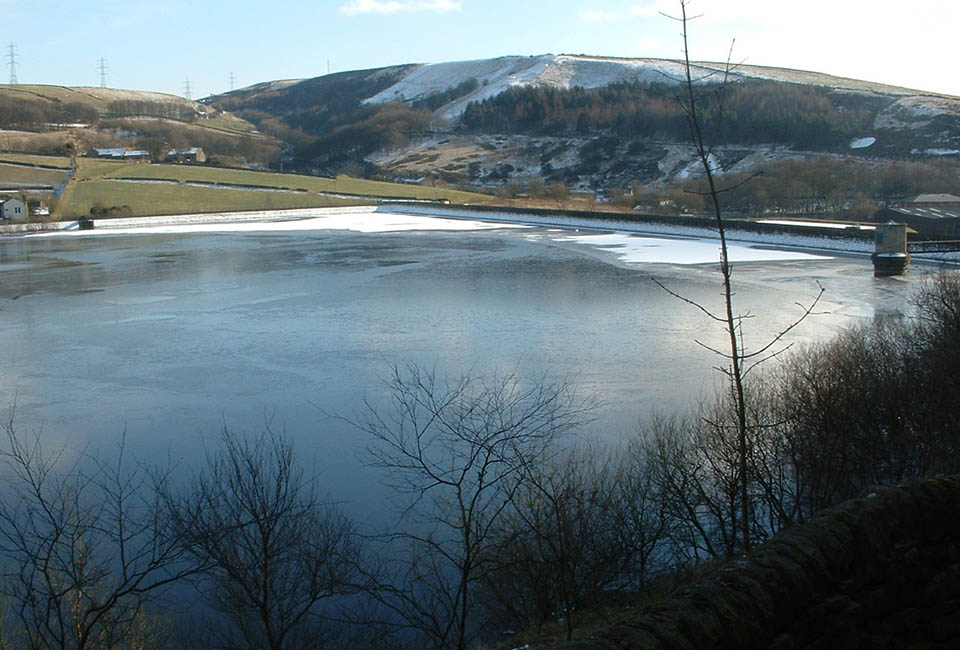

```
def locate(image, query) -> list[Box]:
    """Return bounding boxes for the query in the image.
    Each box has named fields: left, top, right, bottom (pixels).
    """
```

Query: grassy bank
left=0, top=163, right=70, bottom=186
left=102, top=163, right=491, bottom=203
left=59, top=181, right=363, bottom=217
left=5, top=156, right=494, bottom=219
left=0, top=153, right=72, bottom=168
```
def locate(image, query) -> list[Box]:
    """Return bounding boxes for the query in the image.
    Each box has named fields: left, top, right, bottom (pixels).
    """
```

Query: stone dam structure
left=561, top=476, right=960, bottom=650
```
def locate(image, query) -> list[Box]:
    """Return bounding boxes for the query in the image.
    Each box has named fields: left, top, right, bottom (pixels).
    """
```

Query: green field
left=0, top=163, right=70, bottom=186
left=103, top=164, right=491, bottom=203
left=60, top=180, right=363, bottom=218
left=74, top=158, right=141, bottom=180
left=0, top=85, right=107, bottom=109
left=0, top=153, right=72, bottom=168
left=194, top=115, right=258, bottom=135
left=0, top=85, right=199, bottom=114
left=53, top=160, right=492, bottom=219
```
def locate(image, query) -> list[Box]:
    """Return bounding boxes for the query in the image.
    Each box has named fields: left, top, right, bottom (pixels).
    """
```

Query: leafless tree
left=354, top=364, right=591, bottom=650
left=642, top=411, right=742, bottom=561
left=0, top=417, right=194, bottom=650
left=610, top=435, right=673, bottom=586
left=165, top=427, right=359, bottom=650
left=771, top=274, right=960, bottom=512
left=657, top=0, right=823, bottom=552
left=479, top=445, right=667, bottom=641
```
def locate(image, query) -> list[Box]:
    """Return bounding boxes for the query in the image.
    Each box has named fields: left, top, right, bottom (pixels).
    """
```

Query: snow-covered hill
left=208, top=53, right=960, bottom=193
left=359, top=54, right=952, bottom=124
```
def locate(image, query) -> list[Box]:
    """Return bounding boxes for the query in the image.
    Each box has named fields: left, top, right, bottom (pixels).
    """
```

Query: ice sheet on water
left=38, top=209, right=529, bottom=236
left=552, top=232, right=830, bottom=265
left=34, top=206, right=835, bottom=266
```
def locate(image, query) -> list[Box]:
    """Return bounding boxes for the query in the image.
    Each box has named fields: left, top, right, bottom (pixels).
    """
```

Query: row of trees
left=0, top=418, right=361, bottom=650
left=628, top=156, right=960, bottom=217
left=2, top=272, right=958, bottom=649
left=0, top=96, right=99, bottom=130
left=459, top=80, right=873, bottom=150
left=105, top=101, right=198, bottom=121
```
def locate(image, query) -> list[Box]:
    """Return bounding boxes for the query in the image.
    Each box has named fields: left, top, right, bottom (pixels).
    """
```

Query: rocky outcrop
left=562, top=477, right=960, bottom=649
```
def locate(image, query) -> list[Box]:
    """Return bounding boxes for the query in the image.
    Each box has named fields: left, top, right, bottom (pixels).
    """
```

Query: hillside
left=204, top=55, right=960, bottom=201
left=0, top=84, right=276, bottom=166
left=0, top=84, right=213, bottom=115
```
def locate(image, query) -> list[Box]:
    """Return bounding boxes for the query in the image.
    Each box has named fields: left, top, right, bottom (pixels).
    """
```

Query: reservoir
left=0, top=208, right=922, bottom=518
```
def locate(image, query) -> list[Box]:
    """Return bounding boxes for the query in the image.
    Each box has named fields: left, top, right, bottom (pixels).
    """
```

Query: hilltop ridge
left=203, top=54, right=960, bottom=197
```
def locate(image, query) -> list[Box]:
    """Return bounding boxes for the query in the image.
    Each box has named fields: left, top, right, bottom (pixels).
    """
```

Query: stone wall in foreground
left=562, top=477, right=960, bottom=650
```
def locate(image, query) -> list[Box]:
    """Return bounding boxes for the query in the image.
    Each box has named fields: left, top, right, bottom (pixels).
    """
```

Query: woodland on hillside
left=632, top=156, right=960, bottom=217
left=0, top=95, right=100, bottom=129
left=460, top=80, right=875, bottom=150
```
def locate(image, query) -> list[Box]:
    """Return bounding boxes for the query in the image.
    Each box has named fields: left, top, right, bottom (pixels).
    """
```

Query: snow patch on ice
left=35, top=207, right=530, bottom=237
left=912, top=148, right=960, bottom=156
left=549, top=232, right=829, bottom=265
left=105, top=295, right=177, bottom=305
left=849, top=137, right=876, bottom=149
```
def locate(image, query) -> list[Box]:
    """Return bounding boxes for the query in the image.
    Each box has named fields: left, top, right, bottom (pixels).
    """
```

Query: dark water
left=0, top=226, right=921, bottom=517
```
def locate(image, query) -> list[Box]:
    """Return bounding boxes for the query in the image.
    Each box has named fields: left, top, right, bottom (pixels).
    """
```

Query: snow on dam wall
left=559, top=476, right=960, bottom=650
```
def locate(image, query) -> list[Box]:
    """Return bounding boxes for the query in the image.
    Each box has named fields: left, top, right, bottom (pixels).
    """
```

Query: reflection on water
left=0, top=227, right=922, bottom=518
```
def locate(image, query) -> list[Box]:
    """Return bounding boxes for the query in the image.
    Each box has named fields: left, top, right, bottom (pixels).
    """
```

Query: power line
left=98, top=57, right=108, bottom=88
left=7, top=43, right=19, bottom=84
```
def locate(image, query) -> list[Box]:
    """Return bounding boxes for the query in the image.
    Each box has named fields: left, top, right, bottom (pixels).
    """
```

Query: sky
left=3, top=0, right=958, bottom=99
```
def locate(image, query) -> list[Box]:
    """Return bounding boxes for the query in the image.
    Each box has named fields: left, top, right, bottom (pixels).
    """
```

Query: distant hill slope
left=360, top=54, right=954, bottom=123
left=0, top=84, right=276, bottom=165
left=212, top=54, right=956, bottom=123
left=0, top=84, right=216, bottom=116
left=203, top=54, right=960, bottom=196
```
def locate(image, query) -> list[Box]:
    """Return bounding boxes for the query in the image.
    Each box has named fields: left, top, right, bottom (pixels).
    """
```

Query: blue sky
left=3, top=0, right=957, bottom=98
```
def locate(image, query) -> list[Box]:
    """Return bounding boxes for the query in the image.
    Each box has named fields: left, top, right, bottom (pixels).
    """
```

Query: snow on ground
left=361, top=55, right=941, bottom=124
left=363, top=57, right=557, bottom=123
left=363, top=55, right=761, bottom=123
left=759, top=219, right=875, bottom=231
left=850, top=137, right=876, bottom=149
left=677, top=153, right=722, bottom=179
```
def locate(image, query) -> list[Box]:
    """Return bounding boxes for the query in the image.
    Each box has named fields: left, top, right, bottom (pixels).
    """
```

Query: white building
left=0, top=197, right=27, bottom=222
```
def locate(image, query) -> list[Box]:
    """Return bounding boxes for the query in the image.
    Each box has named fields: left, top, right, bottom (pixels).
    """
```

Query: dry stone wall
left=562, top=477, right=960, bottom=650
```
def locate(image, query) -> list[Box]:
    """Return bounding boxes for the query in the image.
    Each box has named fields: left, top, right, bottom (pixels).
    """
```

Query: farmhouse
left=90, top=148, right=152, bottom=161
left=0, top=197, right=27, bottom=222
left=166, top=147, right=207, bottom=163
left=875, top=194, right=960, bottom=236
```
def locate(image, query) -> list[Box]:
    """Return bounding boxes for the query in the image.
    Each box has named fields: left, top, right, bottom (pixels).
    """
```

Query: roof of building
left=901, top=194, right=960, bottom=204
left=884, top=205, right=960, bottom=221
left=93, top=148, right=150, bottom=158
left=94, top=148, right=126, bottom=157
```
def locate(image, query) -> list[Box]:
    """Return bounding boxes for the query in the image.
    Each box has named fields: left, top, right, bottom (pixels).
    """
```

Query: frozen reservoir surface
left=0, top=207, right=924, bottom=518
